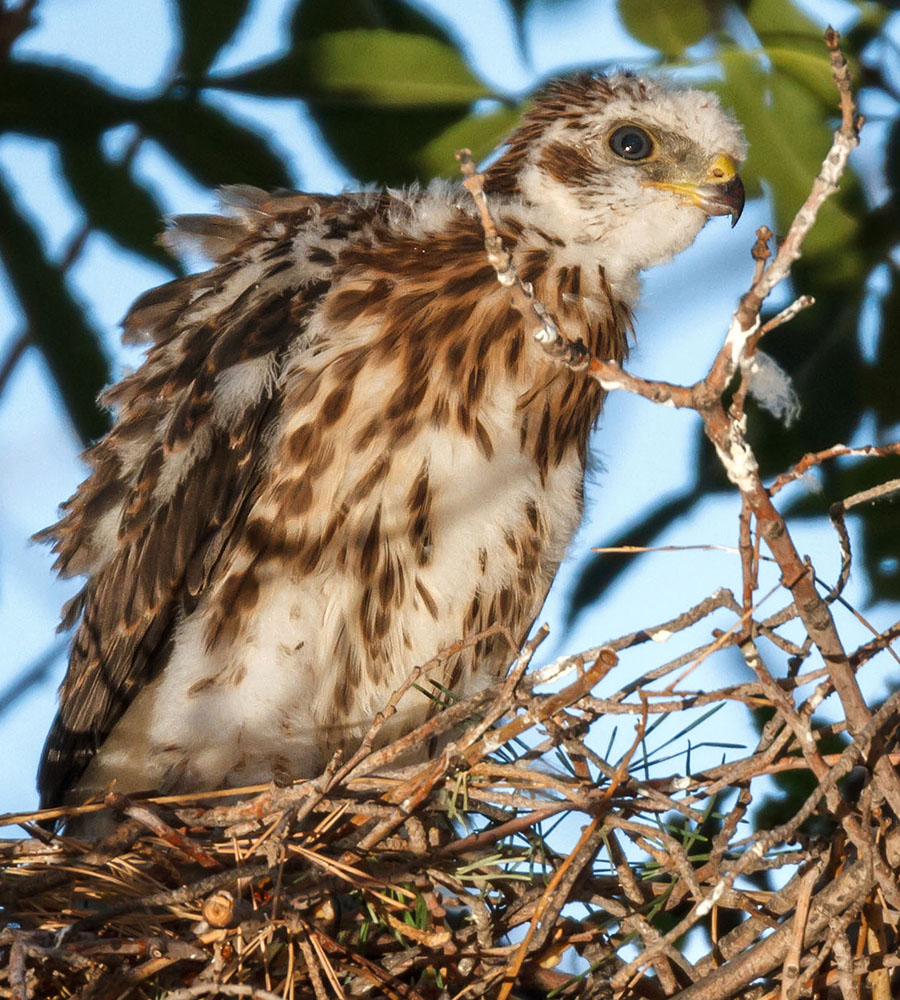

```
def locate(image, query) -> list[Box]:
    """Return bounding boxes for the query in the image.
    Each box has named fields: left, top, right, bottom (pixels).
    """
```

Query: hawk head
left=484, top=72, right=746, bottom=282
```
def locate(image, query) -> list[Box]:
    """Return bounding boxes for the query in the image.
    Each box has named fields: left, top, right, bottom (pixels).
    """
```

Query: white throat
left=516, top=161, right=709, bottom=305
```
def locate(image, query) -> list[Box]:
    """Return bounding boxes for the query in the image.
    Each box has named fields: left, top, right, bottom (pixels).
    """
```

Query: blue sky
left=1, top=0, right=894, bottom=821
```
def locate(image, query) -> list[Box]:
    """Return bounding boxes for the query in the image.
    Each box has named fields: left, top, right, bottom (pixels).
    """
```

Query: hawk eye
left=609, top=126, right=653, bottom=161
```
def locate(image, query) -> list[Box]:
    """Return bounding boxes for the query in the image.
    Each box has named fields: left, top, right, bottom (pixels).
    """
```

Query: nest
left=2, top=608, right=899, bottom=1000
left=4, top=30, right=897, bottom=1000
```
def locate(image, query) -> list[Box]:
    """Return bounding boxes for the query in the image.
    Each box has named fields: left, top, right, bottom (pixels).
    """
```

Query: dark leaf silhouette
left=137, top=95, right=294, bottom=190
left=58, top=138, right=177, bottom=271
left=0, top=180, right=111, bottom=444
left=175, top=0, right=253, bottom=83
left=2, top=60, right=136, bottom=138
left=293, top=0, right=456, bottom=46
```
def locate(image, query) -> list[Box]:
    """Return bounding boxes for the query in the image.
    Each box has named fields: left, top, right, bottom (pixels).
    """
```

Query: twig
left=781, top=865, right=819, bottom=1000
left=508, top=709, right=646, bottom=999
left=104, top=792, right=221, bottom=869
left=497, top=815, right=606, bottom=1000
left=832, top=934, right=861, bottom=1000
left=768, top=442, right=900, bottom=496
left=734, top=26, right=860, bottom=332
left=163, top=985, right=286, bottom=1000
left=8, top=936, right=26, bottom=1000
left=455, top=148, right=590, bottom=370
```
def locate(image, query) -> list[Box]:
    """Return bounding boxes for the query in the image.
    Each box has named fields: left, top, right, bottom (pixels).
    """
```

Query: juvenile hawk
left=38, top=73, right=745, bottom=823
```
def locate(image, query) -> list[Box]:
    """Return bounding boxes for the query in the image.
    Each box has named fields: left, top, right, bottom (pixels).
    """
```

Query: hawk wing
left=37, top=188, right=363, bottom=808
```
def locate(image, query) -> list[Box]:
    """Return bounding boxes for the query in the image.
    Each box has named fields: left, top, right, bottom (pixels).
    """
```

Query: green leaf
left=0, top=178, right=111, bottom=444
left=764, top=46, right=838, bottom=105
left=58, top=139, right=176, bottom=271
left=2, top=60, right=136, bottom=138
left=304, top=31, right=490, bottom=103
left=175, top=0, right=253, bottom=82
left=209, top=27, right=494, bottom=183
left=855, top=0, right=890, bottom=30
left=212, top=30, right=491, bottom=106
left=308, top=105, right=469, bottom=185
left=137, top=96, right=293, bottom=189
left=292, top=0, right=456, bottom=46
left=745, top=0, right=821, bottom=39
left=716, top=50, right=860, bottom=270
left=416, top=104, right=522, bottom=178
left=617, top=0, right=710, bottom=57
left=229, top=7, right=491, bottom=184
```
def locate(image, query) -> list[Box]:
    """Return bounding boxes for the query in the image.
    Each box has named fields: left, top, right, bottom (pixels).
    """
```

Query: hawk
left=37, top=73, right=745, bottom=827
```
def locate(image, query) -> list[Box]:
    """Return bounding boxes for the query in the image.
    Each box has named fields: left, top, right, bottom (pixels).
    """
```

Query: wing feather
left=36, top=190, right=369, bottom=808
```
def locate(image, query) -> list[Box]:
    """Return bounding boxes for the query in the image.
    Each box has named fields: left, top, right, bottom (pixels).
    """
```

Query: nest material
left=1, top=616, right=899, bottom=1000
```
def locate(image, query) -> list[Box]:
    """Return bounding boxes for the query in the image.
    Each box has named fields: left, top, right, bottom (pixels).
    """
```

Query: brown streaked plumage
left=38, top=72, right=745, bottom=827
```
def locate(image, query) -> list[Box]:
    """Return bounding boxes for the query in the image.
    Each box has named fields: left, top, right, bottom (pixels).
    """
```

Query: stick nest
left=1, top=610, right=899, bottom=1000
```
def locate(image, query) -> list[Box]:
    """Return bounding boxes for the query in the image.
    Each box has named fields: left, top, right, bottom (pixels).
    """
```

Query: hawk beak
left=648, top=154, right=746, bottom=228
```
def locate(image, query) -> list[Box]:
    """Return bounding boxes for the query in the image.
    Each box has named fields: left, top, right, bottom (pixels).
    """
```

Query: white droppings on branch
left=650, top=630, right=673, bottom=643
left=529, top=649, right=596, bottom=689
left=714, top=413, right=760, bottom=493
left=724, top=312, right=761, bottom=367
left=593, top=359, right=627, bottom=392
left=695, top=879, right=727, bottom=917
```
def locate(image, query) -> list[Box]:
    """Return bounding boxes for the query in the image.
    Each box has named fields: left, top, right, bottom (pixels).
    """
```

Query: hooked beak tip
left=646, top=170, right=745, bottom=227
left=728, top=175, right=746, bottom=227
left=699, top=173, right=745, bottom=227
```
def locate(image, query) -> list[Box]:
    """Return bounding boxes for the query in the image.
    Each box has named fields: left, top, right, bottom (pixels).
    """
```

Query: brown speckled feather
left=37, top=70, right=744, bottom=819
